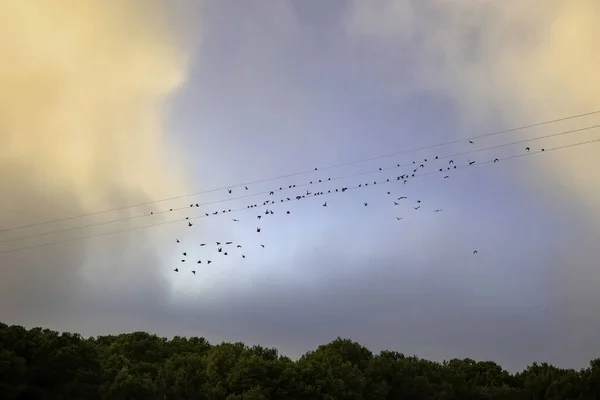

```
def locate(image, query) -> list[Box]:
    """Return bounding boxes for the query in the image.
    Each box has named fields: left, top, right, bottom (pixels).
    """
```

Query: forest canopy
left=0, top=322, right=598, bottom=399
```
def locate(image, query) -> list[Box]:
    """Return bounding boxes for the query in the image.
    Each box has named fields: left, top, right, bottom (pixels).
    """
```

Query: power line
left=2, top=136, right=598, bottom=256
left=1, top=123, right=598, bottom=245
left=2, top=109, right=599, bottom=234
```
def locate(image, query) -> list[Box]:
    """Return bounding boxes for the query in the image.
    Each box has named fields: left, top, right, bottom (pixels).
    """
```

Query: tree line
left=0, top=322, right=598, bottom=399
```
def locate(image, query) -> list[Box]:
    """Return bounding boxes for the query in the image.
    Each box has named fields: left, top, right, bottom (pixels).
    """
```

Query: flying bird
left=257, top=227, right=261, bottom=233
left=245, top=186, right=248, bottom=190
left=176, top=239, right=180, bottom=243
left=526, top=147, right=530, bottom=152
left=469, top=160, right=476, bottom=165
left=228, top=189, right=232, bottom=193
left=207, top=260, right=212, bottom=264
left=237, top=245, right=242, bottom=248
left=233, top=219, right=239, bottom=222
left=183, top=252, right=187, bottom=256
left=242, top=255, right=246, bottom=259
left=261, top=244, right=265, bottom=248
left=197, top=260, right=201, bottom=264
left=398, top=196, right=407, bottom=200
left=218, top=248, right=222, bottom=253
left=181, top=260, right=185, bottom=263
left=396, top=217, right=403, bottom=220
left=473, top=250, right=478, bottom=255
left=174, top=268, right=179, bottom=272
left=364, top=203, right=368, bottom=206
left=216, top=242, right=221, bottom=245
left=414, top=206, right=421, bottom=210
left=323, top=202, right=327, bottom=207
left=188, top=222, right=193, bottom=227
left=226, top=241, right=233, bottom=245
left=469, top=140, right=474, bottom=144
left=200, top=243, right=206, bottom=246
left=494, top=158, right=499, bottom=163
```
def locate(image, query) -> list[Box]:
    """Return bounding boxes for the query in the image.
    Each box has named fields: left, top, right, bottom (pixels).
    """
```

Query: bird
left=449, top=160, right=454, bottom=164
left=364, top=202, right=368, bottom=206
left=469, top=140, right=474, bottom=144
left=181, top=260, right=185, bottom=263
left=525, top=147, right=530, bottom=152
left=224, top=252, right=228, bottom=256
left=228, top=189, right=232, bottom=193
left=257, top=227, right=261, bottom=233
left=216, top=242, right=221, bottom=245
left=197, top=260, right=201, bottom=264
left=245, top=186, right=248, bottom=190
left=176, top=239, right=180, bottom=243
left=396, top=217, right=403, bottom=220
left=286, top=211, right=290, bottom=214
left=226, top=241, right=233, bottom=245
left=237, top=245, right=242, bottom=248
left=207, top=260, right=212, bottom=264
left=434, top=209, right=443, bottom=212
left=541, top=148, right=545, bottom=152
left=261, top=244, right=265, bottom=248
left=192, top=270, right=196, bottom=275
left=233, top=219, right=239, bottom=222
left=414, top=206, right=421, bottom=210
left=387, top=191, right=391, bottom=195
left=217, top=248, right=222, bottom=253
left=242, top=255, right=246, bottom=259
left=469, top=160, right=476, bottom=165
left=257, top=215, right=262, bottom=220
left=188, top=222, right=193, bottom=227
left=444, top=176, right=449, bottom=179
left=417, top=200, right=421, bottom=203
left=473, top=250, right=478, bottom=255
left=150, top=212, right=153, bottom=215
left=323, top=202, right=327, bottom=207
left=174, top=268, right=179, bottom=272
left=200, top=243, right=206, bottom=246
left=183, top=252, right=187, bottom=256
left=494, top=158, right=499, bottom=163
left=398, top=196, right=407, bottom=200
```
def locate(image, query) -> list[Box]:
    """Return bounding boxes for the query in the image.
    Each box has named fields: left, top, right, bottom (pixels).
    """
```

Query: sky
left=1, top=0, right=599, bottom=373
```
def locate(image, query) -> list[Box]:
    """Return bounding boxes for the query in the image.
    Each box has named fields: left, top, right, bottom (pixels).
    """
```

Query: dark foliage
left=0, top=322, right=598, bottom=399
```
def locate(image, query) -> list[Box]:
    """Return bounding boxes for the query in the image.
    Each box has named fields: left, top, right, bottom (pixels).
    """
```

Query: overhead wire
left=2, top=136, right=599, bottom=255
left=1, top=123, right=598, bottom=245
left=2, top=109, right=599, bottom=234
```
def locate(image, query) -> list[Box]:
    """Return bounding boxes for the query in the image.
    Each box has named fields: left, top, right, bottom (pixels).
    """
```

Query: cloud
left=343, top=0, right=600, bottom=211
left=0, top=0, right=191, bottom=326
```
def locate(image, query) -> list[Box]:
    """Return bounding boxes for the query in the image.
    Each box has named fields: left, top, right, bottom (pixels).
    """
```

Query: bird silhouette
left=396, top=217, right=403, bottom=220
left=399, top=196, right=407, bottom=200
left=526, top=147, right=530, bottom=152
left=257, top=227, right=261, bottom=233
left=417, top=200, right=421, bottom=203
left=245, top=186, right=248, bottom=190
left=444, top=176, right=449, bottom=179
left=224, top=252, right=228, bottom=256
left=286, top=211, right=290, bottom=214
left=494, top=158, right=499, bottom=163
left=541, top=148, right=545, bottom=152
left=242, top=255, right=246, bottom=258
left=414, top=206, right=421, bottom=210
left=261, top=244, right=265, bottom=248
left=233, top=219, right=239, bottom=222
left=434, top=209, right=443, bottom=212
left=257, top=215, right=262, bottom=220
left=200, top=243, right=206, bottom=246
left=473, top=250, right=478, bottom=255
left=469, top=161, right=476, bottom=165
left=449, top=160, right=454, bottom=164
left=197, top=260, right=201, bottom=264
left=174, top=268, right=179, bottom=272
left=181, top=260, right=185, bottom=263
left=364, top=203, right=368, bottom=206
left=323, top=202, right=327, bottom=207
left=183, top=252, right=187, bottom=256
left=217, top=247, right=222, bottom=253
left=207, top=260, right=212, bottom=264
left=176, top=239, right=180, bottom=243
left=216, top=242, right=221, bottom=245
left=192, top=270, right=196, bottom=275
left=188, top=222, right=193, bottom=227
left=394, top=202, right=399, bottom=206
left=226, top=241, right=233, bottom=245
left=387, top=191, right=391, bottom=195
left=237, top=245, right=242, bottom=248
left=228, top=189, right=232, bottom=193
left=469, top=140, right=474, bottom=144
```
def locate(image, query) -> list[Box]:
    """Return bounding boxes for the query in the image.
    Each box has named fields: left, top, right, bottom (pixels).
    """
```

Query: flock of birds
left=167, top=144, right=539, bottom=274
